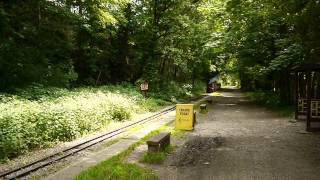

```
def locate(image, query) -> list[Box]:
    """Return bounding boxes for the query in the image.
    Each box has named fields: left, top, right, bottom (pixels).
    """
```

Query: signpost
left=175, top=104, right=194, bottom=130
left=140, top=82, right=149, bottom=98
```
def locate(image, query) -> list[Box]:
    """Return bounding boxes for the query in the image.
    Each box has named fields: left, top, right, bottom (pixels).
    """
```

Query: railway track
left=0, top=95, right=207, bottom=180
left=0, top=105, right=176, bottom=180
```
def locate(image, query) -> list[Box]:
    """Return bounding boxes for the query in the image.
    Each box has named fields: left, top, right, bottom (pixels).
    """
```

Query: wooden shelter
left=293, top=63, right=320, bottom=131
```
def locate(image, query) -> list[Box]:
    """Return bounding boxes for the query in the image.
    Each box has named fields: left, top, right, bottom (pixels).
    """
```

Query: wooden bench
left=146, top=132, right=171, bottom=152
left=200, top=104, right=207, bottom=110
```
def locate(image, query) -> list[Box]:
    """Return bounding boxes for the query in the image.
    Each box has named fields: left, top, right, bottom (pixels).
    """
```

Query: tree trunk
left=279, top=70, right=291, bottom=104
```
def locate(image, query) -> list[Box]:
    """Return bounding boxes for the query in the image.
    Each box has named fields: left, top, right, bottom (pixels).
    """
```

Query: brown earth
left=149, top=90, right=320, bottom=180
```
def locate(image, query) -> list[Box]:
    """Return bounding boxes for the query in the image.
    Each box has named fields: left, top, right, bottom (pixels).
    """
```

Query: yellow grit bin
left=175, top=104, right=194, bottom=130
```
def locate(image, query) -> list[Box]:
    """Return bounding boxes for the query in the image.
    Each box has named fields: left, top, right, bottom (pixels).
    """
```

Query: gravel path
left=159, top=90, right=320, bottom=180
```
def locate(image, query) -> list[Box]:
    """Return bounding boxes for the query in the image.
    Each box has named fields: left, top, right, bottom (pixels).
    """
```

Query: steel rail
left=0, top=106, right=176, bottom=179
left=1, top=95, right=207, bottom=179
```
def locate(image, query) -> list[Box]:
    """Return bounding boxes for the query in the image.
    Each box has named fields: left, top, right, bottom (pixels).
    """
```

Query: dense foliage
left=0, top=0, right=220, bottom=90
left=1, top=1, right=319, bottom=95
left=221, top=0, right=320, bottom=103
left=246, top=91, right=294, bottom=117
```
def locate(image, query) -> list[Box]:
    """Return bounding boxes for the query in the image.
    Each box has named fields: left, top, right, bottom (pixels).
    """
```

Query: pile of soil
left=169, top=136, right=223, bottom=167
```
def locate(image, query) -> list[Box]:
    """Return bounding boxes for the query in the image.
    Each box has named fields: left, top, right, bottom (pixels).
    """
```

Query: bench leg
left=148, top=144, right=160, bottom=152
left=159, top=137, right=170, bottom=150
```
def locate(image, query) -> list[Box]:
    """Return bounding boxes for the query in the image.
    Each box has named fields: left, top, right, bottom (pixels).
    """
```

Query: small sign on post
left=175, top=104, right=194, bottom=130
left=140, top=83, right=149, bottom=91
left=140, top=82, right=149, bottom=98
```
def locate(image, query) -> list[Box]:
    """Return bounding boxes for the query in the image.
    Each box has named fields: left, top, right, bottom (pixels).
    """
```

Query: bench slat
left=200, top=104, right=207, bottom=109
left=147, top=132, right=170, bottom=145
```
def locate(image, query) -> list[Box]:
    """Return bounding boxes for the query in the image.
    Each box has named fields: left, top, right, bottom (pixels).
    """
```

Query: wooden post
left=295, top=72, right=299, bottom=120
left=140, top=83, right=149, bottom=98
left=306, top=72, right=312, bottom=131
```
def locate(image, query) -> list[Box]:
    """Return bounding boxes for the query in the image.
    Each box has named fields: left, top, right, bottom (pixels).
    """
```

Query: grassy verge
left=75, top=123, right=188, bottom=180
left=246, top=91, right=294, bottom=117
left=139, top=126, right=186, bottom=165
left=139, top=145, right=174, bottom=165
left=74, top=159, right=157, bottom=180
left=74, top=128, right=165, bottom=180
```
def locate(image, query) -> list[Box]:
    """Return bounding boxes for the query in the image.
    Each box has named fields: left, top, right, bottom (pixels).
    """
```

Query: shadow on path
left=159, top=89, right=320, bottom=180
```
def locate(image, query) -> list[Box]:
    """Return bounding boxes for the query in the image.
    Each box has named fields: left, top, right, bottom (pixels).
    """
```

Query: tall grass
left=0, top=82, right=205, bottom=161
left=0, top=85, right=155, bottom=160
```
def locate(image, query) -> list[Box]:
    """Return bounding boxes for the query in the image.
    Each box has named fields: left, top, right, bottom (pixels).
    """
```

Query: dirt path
left=158, top=90, right=320, bottom=180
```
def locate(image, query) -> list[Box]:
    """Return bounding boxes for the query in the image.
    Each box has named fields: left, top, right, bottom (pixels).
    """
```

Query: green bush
left=0, top=85, right=144, bottom=160
left=246, top=91, right=281, bottom=106
left=108, top=105, right=131, bottom=121
left=138, top=98, right=171, bottom=112
left=148, top=81, right=206, bottom=102
left=246, top=91, right=294, bottom=117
